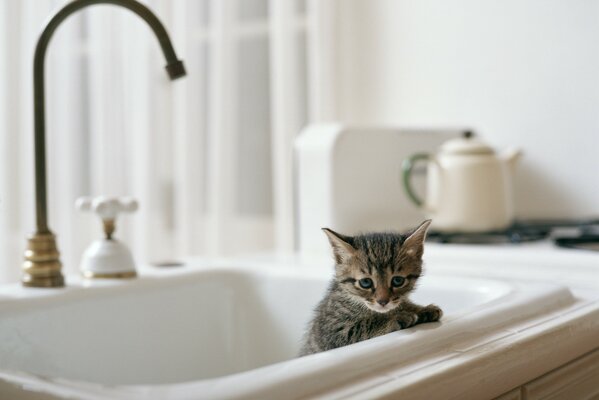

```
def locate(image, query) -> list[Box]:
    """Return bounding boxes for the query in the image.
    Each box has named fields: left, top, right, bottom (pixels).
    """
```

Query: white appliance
left=295, top=124, right=463, bottom=256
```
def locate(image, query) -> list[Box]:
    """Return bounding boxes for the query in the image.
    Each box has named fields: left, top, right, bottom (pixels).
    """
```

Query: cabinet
left=495, top=349, right=599, bottom=400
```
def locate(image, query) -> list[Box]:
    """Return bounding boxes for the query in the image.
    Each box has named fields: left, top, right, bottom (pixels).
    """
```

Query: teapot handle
left=401, top=153, right=430, bottom=207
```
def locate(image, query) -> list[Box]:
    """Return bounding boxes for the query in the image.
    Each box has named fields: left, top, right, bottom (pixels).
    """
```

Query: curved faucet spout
left=24, top=0, right=186, bottom=288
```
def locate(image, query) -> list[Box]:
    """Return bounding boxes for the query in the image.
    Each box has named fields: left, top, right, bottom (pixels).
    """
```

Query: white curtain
left=0, top=0, right=309, bottom=283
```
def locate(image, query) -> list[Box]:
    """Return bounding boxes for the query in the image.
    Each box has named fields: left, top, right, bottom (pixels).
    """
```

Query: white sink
left=0, top=259, right=576, bottom=399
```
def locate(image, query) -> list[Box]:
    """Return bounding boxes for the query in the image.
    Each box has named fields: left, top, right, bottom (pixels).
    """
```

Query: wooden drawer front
left=522, top=348, right=599, bottom=400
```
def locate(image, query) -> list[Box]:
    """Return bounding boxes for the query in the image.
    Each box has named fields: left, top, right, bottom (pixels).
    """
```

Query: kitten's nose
left=377, top=299, right=389, bottom=306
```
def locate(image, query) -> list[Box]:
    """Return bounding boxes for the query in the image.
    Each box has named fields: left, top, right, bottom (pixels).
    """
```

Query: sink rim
left=0, top=258, right=580, bottom=400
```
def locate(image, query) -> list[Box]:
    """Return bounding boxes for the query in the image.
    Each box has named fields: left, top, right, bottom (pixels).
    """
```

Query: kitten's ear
left=402, top=219, right=432, bottom=258
left=322, top=228, right=356, bottom=264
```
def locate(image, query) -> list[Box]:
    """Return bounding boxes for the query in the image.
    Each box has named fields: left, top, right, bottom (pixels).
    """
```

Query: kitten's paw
left=417, top=304, right=443, bottom=323
left=396, top=312, right=419, bottom=329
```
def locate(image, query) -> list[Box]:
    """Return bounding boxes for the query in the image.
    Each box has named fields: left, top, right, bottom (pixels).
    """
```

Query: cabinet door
left=495, top=388, right=521, bottom=400
left=522, top=348, right=599, bottom=400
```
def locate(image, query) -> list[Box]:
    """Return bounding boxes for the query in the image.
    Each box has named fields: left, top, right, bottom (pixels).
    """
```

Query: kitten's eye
left=358, top=278, right=373, bottom=289
left=391, top=276, right=405, bottom=287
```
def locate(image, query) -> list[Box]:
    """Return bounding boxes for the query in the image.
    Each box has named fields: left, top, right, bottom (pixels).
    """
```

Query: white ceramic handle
left=76, top=196, right=139, bottom=221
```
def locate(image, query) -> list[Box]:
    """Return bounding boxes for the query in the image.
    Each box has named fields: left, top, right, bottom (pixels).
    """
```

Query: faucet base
left=80, top=238, right=137, bottom=280
left=22, top=273, right=65, bottom=288
left=22, top=232, right=65, bottom=288
left=81, top=270, right=137, bottom=279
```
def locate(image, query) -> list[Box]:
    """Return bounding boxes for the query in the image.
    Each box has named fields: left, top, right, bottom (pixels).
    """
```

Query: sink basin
left=0, top=260, right=576, bottom=399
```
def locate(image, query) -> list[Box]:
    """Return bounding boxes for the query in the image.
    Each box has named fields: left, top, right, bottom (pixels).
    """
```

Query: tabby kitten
left=299, top=220, right=442, bottom=356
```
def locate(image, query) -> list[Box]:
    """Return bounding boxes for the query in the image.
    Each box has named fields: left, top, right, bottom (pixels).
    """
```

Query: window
left=0, top=0, right=309, bottom=282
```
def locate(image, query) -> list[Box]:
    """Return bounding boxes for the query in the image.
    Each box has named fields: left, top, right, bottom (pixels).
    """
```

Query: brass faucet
left=23, top=0, right=186, bottom=288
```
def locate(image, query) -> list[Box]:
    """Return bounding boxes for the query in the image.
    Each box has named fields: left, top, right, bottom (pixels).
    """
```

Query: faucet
left=23, top=0, right=186, bottom=288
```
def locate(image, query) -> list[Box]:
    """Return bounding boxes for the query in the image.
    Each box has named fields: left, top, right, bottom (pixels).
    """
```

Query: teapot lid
left=440, top=132, right=495, bottom=155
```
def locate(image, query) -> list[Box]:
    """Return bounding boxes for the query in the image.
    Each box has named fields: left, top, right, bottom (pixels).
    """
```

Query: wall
left=318, top=0, right=599, bottom=219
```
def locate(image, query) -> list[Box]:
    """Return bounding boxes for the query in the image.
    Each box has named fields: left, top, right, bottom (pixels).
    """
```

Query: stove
left=427, top=219, right=599, bottom=251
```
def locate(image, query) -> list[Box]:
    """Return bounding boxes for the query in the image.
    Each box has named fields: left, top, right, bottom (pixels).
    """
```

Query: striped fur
left=299, top=220, right=442, bottom=356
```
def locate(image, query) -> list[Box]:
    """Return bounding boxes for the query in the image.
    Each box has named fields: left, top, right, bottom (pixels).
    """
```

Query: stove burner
left=554, top=235, right=599, bottom=251
left=426, top=219, right=599, bottom=250
left=427, top=226, right=551, bottom=244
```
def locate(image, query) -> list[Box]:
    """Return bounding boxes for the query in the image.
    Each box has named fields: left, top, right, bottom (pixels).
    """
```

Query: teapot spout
left=502, top=148, right=522, bottom=170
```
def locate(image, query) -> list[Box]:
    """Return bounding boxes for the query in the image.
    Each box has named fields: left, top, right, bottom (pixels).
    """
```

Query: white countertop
left=232, top=241, right=599, bottom=290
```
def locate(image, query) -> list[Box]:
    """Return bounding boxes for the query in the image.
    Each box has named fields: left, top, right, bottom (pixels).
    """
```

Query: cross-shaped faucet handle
left=76, top=196, right=138, bottom=239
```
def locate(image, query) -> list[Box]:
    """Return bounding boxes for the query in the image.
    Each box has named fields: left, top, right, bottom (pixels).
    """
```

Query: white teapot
left=402, top=133, right=521, bottom=232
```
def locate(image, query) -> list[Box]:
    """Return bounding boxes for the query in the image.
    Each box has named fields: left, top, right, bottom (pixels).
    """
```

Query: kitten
left=299, top=220, right=442, bottom=356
